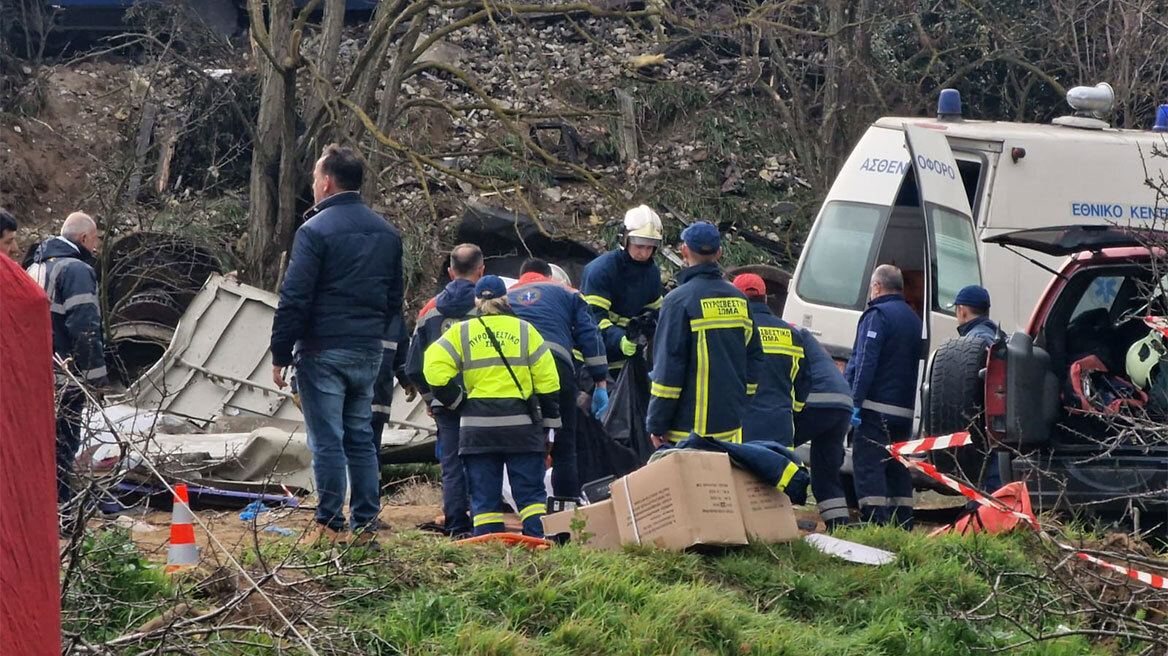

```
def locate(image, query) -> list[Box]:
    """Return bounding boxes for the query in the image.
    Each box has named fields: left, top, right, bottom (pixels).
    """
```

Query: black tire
left=924, top=336, right=990, bottom=479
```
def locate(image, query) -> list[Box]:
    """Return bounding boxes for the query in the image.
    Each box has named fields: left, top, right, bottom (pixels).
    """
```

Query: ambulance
left=783, top=84, right=1168, bottom=364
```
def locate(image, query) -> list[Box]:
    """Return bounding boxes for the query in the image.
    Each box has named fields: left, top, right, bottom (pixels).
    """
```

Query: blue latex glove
left=239, top=501, right=270, bottom=522
left=850, top=407, right=861, bottom=427
left=591, top=386, right=610, bottom=418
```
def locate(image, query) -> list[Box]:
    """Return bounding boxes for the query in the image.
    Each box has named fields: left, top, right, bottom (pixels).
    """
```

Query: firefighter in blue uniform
left=371, top=314, right=411, bottom=473
left=422, top=276, right=561, bottom=538
left=794, top=327, right=853, bottom=530
left=404, top=244, right=483, bottom=538
left=646, top=222, right=763, bottom=446
left=27, top=212, right=109, bottom=504
left=732, top=273, right=808, bottom=446
left=579, top=205, right=664, bottom=374
left=507, top=258, right=608, bottom=499
left=845, top=264, right=922, bottom=529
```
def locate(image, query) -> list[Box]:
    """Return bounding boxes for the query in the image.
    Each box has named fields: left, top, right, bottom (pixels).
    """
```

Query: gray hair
left=60, top=212, right=96, bottom=241
left=871, top=264, right=904, bottom=292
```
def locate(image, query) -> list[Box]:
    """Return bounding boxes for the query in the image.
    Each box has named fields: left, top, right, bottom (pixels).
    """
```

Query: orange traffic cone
left=165, top=484, right=199, bottom=573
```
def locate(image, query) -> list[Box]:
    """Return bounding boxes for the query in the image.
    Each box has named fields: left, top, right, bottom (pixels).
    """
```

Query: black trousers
left=56, top=387, right=86, bottom=504
left=550, top=357, right=580, bottom=498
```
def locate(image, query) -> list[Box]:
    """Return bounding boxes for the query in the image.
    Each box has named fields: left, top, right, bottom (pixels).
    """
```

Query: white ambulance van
left=783, top=85, right=1168, bottom=365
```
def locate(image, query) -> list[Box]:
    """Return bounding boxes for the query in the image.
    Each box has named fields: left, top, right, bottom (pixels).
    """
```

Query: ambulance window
left=796, top=201, right=885, bottom=309
left=932, top=207, right=981, bottom=311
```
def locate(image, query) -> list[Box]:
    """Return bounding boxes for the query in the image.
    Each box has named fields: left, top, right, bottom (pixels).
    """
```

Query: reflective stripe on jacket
left=795, top=327, right=853, bottom=412
left=507, top=272, right=607, bottom=381
left=645, top=263, right=763, bottom=443
left=29, top=236, right=108, bottom=385
left=404, top=278, right=477, bottom=407
left=741, top=302, right=808, bottom=444
left=579, top=248, right=663, bottom=369
left=844, top=293, right=922, bottom=423
left=422, top=313, right=561, bottom=455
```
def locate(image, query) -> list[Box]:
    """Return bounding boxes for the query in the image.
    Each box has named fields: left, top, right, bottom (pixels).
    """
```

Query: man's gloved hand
left=850, top=407, right=861, bottom=427
left=591, top=386, right=610, bottom=418
left=619, top=335, right=638, bottom=356
left=402, top=385, right=418, bottom=402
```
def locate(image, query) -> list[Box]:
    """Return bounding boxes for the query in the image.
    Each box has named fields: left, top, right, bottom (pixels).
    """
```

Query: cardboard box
left=609, top=450, right=747, bottom=551
left=730, top=466, right=799, bottom=543
left=541, top=499, right=622, bottom=552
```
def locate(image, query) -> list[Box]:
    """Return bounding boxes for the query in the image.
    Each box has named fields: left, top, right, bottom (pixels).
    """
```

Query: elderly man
left=845, top=264, right=922, bottom=529
left=1, top=208, right=20, bottom=261
left=28, top=212, right=108, bottom=504
left=270, top=144, right=403, bottom=548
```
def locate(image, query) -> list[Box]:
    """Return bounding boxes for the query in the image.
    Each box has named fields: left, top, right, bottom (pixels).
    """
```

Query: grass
left=67, top=524, right=1143, bottom=655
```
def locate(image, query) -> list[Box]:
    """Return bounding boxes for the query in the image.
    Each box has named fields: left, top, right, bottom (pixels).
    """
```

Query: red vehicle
left=924, top=225, right=1168, bottom=523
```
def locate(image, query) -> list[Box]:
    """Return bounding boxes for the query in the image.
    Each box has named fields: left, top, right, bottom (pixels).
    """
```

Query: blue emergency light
left=1154, top=105, right=1168, bottom=132
left=937, top=89, right=962, bottom=121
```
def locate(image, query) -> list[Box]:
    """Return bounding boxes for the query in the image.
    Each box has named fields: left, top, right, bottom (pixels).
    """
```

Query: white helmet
left=549, top=263, right=572, bottom=286
left=622, top=205, right=663, bottom=248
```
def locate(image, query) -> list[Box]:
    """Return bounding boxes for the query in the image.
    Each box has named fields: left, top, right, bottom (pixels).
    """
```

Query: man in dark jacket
left=950, top=285, right=998, bottom=346
left=793, top=327, right=853, bottom=530
left=733, top=273, right=808, bottom=446
left=404, top=243, right=483, bottom=537
left=28, top=212, right=108, bottom=504
left=508, top=257, right=607, bottom=499
left=270, top=144, right=403, bottom=547
left=845, top=264, right=922, bottom=529
left=646, top=222, right=763, bottom=446
left=371, top=314, right=412, bottom=469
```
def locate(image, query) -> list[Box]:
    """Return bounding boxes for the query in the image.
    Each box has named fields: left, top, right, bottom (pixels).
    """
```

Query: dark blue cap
left=949, top=285, right=990, bottom=310
left=681, top=221, right=721, bottom=255
left=475, top=275, right=507, bottom=300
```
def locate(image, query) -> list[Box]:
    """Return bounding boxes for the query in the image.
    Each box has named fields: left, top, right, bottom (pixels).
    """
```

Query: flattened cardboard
left=730, top=466, right=799, bottom=543
left=541, top=499, right=622, bottom=552
left=610, top=450, right=747, bottom=551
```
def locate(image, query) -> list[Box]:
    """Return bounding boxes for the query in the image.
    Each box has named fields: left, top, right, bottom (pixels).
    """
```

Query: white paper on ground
left=804, top=533, right=896, bottom=565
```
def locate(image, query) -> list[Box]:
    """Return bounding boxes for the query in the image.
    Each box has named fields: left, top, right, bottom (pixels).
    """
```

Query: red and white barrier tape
left=886, top=434, right=1168, bottom=590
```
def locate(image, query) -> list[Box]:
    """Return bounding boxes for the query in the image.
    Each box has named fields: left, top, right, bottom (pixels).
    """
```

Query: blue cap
left=681, top=221, right=721, bottom=255
left=937, top=88, right=962, bottom=119
left=475, top=275, right=507, bottom=300
left=1154, top=104, right=1168, bottom=132
left=948, top=285, right=990, bottom=310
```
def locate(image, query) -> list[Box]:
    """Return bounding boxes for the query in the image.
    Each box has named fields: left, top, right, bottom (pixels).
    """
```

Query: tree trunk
left=244, top=0, right=293, bottom=289
left=304, top=0, right=346, bottom=151
left=362, top=13, right=424, bottom=198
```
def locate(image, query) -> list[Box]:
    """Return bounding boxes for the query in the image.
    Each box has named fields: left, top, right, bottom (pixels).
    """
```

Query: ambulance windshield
left=795, top=201, right=886, bottom=309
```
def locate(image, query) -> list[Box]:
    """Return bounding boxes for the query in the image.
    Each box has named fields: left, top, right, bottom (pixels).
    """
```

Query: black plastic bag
left=575, top=406, right=640, bottom=490
left=601, top=355, right=655, bottom=465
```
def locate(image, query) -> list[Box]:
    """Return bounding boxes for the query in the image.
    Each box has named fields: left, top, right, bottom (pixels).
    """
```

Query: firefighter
left=646, top=222, right=763, bottom=446
left=507, top=258, right=608, bottom=499
left=733, top=273, right=808, bottom=446
left=404, top=244, right=483, bottom=538
left=580, top=205, right=664, bottom=374
left=793, top=326, right=853, bottom=530
left=371, top=314, right=412, bottom=482
left=845, top=264, right=922, bottom=529
left=422, top=276, right=561, bottom=538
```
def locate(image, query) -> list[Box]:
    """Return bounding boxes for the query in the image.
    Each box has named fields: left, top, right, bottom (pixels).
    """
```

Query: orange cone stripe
left=170, top=523, right=195, bottom=544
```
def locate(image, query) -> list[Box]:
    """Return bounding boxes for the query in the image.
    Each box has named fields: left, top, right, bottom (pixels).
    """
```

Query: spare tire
left=923, top=336, right=991, bottom=479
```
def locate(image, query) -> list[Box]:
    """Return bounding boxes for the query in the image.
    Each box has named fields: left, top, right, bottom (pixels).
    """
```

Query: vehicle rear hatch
left=982, top=224, right=1161, bottom=256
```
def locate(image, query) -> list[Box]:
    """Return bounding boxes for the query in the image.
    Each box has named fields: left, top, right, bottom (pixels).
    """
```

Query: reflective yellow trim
left=690, top=317, right=753, bottom=332
left=643, top=296, right=663, bottom=310
left=572, top=348, right=584, bottom=362
left=746, top=383, right=758, bottom=396
left=598, top=318, right=615, bottom=330
left=584, top=295, right=612, bottom=310
left=651, top=382, right=682, bottom=399
left=777, top=461, right=800, bottom=492
left=519, top=503, right=546, bottom=521
left=793, top=400, right=805, bottom=413
left=473, top=512, right=505, bottom=527
left=608, top=312, right=631, bottom=327
left=673, top=427, right=742, bottom=443
left=665, top=430, right=690, bottom=442
left=694, top=330, right=709, bottom=435
left=763, top=345, right=805, bottom=357
left=608, top=359, right=626, bottom=370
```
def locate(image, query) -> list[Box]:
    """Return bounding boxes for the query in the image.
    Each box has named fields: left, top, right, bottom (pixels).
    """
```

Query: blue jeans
left=434, top=407, right=471, bottom=535
left=464, top=452, right=547, bottom=537
left=296, top=347, right=382, bottom=532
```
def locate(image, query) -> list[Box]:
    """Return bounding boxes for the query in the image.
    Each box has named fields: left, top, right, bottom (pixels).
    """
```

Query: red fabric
left=929, top=481, right=1036, bottom=537
left=0, top=255, right=60, bottom=655
left=515, top=271, right=577, bottom=291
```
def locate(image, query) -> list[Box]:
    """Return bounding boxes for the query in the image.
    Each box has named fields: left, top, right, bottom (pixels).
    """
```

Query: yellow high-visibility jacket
left=423, top=313, right=561, bottom=455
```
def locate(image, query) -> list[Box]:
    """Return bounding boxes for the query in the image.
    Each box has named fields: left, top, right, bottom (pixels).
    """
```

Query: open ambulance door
left=903, top=125, right=981, bottom=431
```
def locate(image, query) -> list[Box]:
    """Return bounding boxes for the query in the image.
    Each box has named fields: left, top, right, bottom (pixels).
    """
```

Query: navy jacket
left=28, top=236, right=109, bottom=385
left=579, top=248, right=663, bottom=369
left=958, top=315, right=998, bottom=346
left=508, top=272, right=607, bottom=381
left=372, top=314, right=410, bottom=419
left=404, top=278, right=478, bottom=408
left=844, top=294, right=922, bottom=424
left=646, top=263, right=763, bottom=442
left=741, top=302, right=808, bottom=446
left=795, top=328, right=853, bottom=412
left=270, top=191, right=403, bottom=366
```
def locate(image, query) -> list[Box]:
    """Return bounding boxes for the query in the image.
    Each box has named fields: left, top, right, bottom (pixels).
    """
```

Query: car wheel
left=924, top=336, right=992, bottom=480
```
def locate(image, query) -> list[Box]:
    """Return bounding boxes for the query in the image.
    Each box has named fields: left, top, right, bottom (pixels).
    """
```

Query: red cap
left=732, top=273, right=766, bottom=297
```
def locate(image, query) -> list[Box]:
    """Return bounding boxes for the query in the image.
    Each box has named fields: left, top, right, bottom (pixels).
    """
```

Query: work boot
left=350, top=527, right=381, bottom=551
left=302, top=523, right=345, bottom=547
